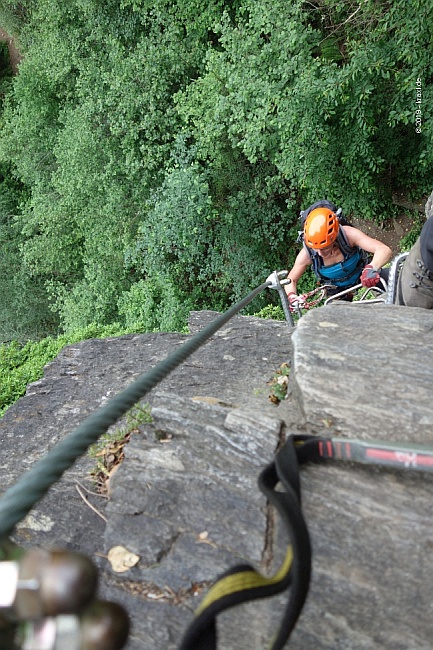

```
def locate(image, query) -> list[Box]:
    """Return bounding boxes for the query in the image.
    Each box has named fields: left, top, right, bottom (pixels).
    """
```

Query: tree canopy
left=0, top=0, right=431, bottom=340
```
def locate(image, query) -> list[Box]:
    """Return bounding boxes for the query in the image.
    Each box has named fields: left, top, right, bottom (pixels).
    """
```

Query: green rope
left=0, top=282, right=271, bottom=537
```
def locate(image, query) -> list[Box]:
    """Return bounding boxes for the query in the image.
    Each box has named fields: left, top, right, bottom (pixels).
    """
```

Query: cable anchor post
left=266, top=270, right=294, bottom=328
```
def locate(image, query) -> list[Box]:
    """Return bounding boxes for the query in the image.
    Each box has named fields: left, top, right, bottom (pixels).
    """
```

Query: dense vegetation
left=0, top=0, right=432, bottom=344
left=0, top=321, right=133, bottom=416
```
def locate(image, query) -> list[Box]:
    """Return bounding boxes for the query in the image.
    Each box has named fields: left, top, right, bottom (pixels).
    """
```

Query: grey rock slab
left=289, top=302, right=433, bottom=649
left=291, top=303, right=433, bottom=441
left=103, top=391, right=284, bottom=649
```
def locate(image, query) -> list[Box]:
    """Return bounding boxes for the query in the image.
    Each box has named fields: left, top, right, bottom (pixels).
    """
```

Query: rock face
left=1, top=306, right=432, bottom=649
left=290, top=304, right=433, bottom=650
left=103, top=392, right=288, bottom=649
left=292, top=303, right=433, bottom=442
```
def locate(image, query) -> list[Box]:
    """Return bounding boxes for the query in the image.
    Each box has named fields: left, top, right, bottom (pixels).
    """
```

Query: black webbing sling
left=179, top=437, right=311, bottom=650
left=179, top=434, right=433, bottom=650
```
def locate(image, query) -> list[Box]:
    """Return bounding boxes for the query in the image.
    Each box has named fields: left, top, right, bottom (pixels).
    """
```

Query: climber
left=395, top=211, right=433, bottom=309
left=285, top=201, right=393, bottom=309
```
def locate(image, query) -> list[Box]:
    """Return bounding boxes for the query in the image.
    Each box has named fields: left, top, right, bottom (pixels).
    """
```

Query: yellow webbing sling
left=179, top=432, right=433, bottom=649
left=179, top=437, right=312, bottom=650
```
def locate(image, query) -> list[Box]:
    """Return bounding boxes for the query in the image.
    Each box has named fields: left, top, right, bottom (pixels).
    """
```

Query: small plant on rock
left=268, top=363, right=290, bottom=404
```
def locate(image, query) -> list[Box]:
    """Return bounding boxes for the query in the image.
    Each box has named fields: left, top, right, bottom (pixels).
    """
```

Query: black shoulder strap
left=336, top=226, right=355, bottom=257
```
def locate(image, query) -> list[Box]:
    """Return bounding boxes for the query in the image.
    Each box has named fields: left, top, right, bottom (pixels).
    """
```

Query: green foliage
left=0, top=337, right=64, bottom=416
left=0, top=1, right=32, bottom=35
left=177, top=0, right=432, bottom=217
left=399, top=216, right=425, bottom=252
left=0, top=0, right=226, bottom=337
left=0, top=42, right=12, bottom=78
left=129, top=147, right=218, bottom=290
left=0, top=163, right=58, bottom=342
left=0, top=323, right=133, bottom=417
left=118, top=276, right=192, bottom=333
left=0, top=0, right=431, bottom=342
left=88, top=400, right=152, bottom=488
left=254, top=304, right=285, bottom=320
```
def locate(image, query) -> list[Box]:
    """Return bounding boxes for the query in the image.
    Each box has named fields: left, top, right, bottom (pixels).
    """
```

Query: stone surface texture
left=0, top=306, right=432, bottom=649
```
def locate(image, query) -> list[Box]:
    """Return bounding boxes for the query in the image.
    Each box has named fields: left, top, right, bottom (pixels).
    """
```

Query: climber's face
left=316, top=242, right=338, bottom=260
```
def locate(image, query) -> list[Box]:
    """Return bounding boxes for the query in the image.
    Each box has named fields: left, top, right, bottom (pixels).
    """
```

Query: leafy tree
left=0, top=163, right=58, bottom=342
left=0, top=1, right=33, bottom=36
left=0, top=0, right=431, bottom=340
left=0, top=0, right=229, bottom=334
left=177, top=0, right=432, bottom=220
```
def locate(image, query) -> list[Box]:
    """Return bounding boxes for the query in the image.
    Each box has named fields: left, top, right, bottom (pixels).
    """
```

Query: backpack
left=300, top=198, right=351, bottom=224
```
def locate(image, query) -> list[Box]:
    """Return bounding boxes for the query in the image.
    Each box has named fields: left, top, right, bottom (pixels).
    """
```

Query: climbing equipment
left=271, top=279, right=388, bottom=324
left=385, top=252, right=408, bottom=305
left=303, top=207, right=339, bottom=249
left=0, top=542, right=130, bottom=650
left=293, top=434, right=433, bottom=473
left=179, top=433, right=433, bottom=649
left=179, top=437, right=311, bottom=650
left=266, top=270, right=294, bottom=327
left=302, top=217, right=366, bottom=287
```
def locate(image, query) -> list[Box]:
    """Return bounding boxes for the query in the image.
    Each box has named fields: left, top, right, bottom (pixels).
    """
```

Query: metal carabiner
left=265, top=271, right=294, bottom=328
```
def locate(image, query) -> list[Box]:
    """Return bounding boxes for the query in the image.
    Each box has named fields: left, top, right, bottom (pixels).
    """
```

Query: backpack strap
left=300, top=200, right=345, bottom=226
left=336, top=226, right=355, bottom=258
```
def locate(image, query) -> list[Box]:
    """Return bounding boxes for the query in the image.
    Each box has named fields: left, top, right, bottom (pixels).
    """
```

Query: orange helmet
left=304, top=207, right=339, bottom=249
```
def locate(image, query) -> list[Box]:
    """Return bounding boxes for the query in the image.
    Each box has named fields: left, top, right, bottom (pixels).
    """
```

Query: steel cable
left=0, top=282, right=271, bottom=537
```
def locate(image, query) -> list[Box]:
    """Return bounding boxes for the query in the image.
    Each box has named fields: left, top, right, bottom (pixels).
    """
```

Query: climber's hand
left=287, top=292, right=304, bottom=312
left=361, top=264, right=380, bottom=288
